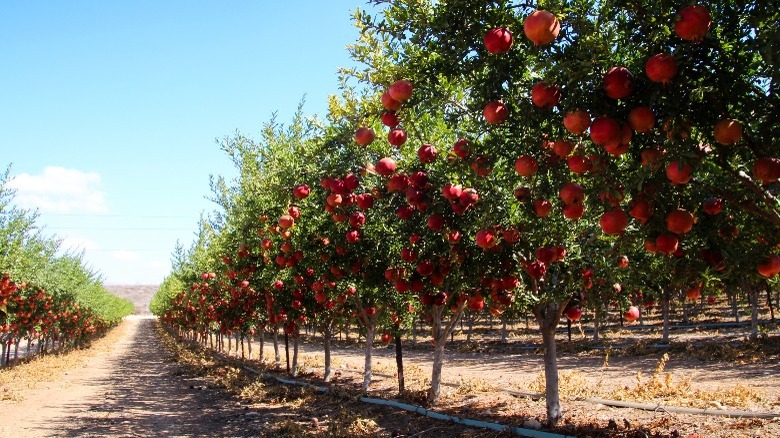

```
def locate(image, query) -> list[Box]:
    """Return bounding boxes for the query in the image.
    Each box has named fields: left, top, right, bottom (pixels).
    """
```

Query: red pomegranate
left=417, top=144, right=437, bottom=164
left=758, top=254, right=780, bottom=278
left=603, top=67, right=634, bottom=99
left=355, top=127, right=376, bottom=146
left=752, top=157, right=780, bottom=184
left=388, top=79, right=413, bottom=102
left=624, top=306, right=640, bottom=322
left=388, top=129, right=407, bottom=147
left=674, top=5, right=711, bottom=42
left=655, top=233, right=679, bottom=255
left=563, top=109, right=591, bottom=134
left=534, top=199, right=553, bottom=217
left=565, top=307, right=582, bottom=322
left=567, top=154, right=592, bottom=174
left=559, top=182, right=585, bottom=205
left=452, top=138, right=471, bottom=160
left=278, top=214, right=294, bottom=229
left=590, top=116, right=622, bottom=147
left=475, top=229, right=496, bottom=250
left=293, top=184, right=310, bottom=199
left=514, top=155, right=539, bottom=177
left=381, top=112, right=399, bottom=127
left=484, top=100, right=508, bottom=124
left=531, top=81, right=561, bottom=108
left=713, top=119, right=742, bottom=145
left=628, top=106, right=655, bottom=133
left=666, top=208, right=695, bottom=234
left=484, top=27, right=513, bottom=54
left=703, top=198, right=723, bottom=215
left=381, top=91, right=401, bottom=111
left=552, top=139, right=574, bottom=158
left=356, top=193, right=374, bottom=210
left=600, top=208, right=629, bottom=235
left=666, top=161, right=693, bottom=184
left=375, top=157, right=397, bottom=177
left=562, top=203, right=585, bottom=220
left=523, top=10, right=560, bottom=46
left=645, top=53, right=678, bottom=83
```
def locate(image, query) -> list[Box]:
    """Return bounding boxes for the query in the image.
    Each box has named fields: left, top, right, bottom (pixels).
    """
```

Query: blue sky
left=1, top=1, right=367, bottom=284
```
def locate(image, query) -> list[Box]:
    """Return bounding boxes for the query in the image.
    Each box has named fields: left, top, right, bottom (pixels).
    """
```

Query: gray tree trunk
left=323, top=327, right=333, bottom=382
left=362, top=326, right=376, bottom=393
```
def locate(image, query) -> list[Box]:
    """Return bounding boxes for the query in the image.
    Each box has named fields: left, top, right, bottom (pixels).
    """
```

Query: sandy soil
left=0, top=316, right=262, bottom=437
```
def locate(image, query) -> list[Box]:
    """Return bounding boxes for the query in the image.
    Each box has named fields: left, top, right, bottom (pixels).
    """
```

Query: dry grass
left=608, top=353, right=768, bottom=409
left=0, top=319, right=130, bottom=401
left=455, top=377, right=498, bottom=395
left=528, top=370, right=596, bottom=400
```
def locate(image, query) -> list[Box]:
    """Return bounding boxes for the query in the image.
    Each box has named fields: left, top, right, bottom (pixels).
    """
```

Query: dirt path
left=0, top=316, right=262, bottom=438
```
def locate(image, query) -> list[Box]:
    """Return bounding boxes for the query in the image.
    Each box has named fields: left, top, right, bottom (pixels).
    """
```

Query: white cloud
left=8, top=166, right=108, bottom=213
left=111, top=250, right=141, bottom=262
left=59, top=235, right=100, bottom=252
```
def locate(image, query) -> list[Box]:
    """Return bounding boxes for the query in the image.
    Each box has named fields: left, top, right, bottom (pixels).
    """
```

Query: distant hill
left=105, top=285, right=159, bottom=315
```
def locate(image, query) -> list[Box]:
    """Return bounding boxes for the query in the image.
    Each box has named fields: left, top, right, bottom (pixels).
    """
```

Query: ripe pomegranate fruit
left=628, top=106, right=655, bottom=133
left=603, top=66, right=634, bottom=99
left=590, top=116, right=621, bottom=147
left=666, top=208, right=695, bottom=234
left=484, top=100, right=508, bottom=124
left=375, top=157, right=397, bottom=176
left=355, top=127, right=376, bottom=146
left=666, top=161, right=693, bottom=184
left=713, top=118, right=742, bottom=145
left=600, top=208, right=629, bottom=235
left=381, top=91, right=401, bottom=111
left=484, top=27, right=513, bottom=54
left=752, top=157, right=780, bottom=184
left=388, top=79, right=413, bottom=102
left=655, top=233, right=679, bottom=255
left=563, top=109, right=591, bottom=134
left=388, top=129, right=407, bottom=147
left=531, top=81, right=561, bottom=108
left=674, top=5, right=711, bottom=42
left=645, top=53, right=678, bottom=83
left=514, top=155, right=539, bottom=177
left=523, top=10, right=560, bottom=46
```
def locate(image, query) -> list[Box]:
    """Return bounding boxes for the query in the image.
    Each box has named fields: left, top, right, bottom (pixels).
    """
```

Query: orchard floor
left=0, top=316, right=778, bottom=437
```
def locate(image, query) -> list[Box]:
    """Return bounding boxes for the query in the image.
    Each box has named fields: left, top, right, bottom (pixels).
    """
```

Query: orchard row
left=0, top=170, right=134, bottom=366
left=154, top=1, right=779, bottom=428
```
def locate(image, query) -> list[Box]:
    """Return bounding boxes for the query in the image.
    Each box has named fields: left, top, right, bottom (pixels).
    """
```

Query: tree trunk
left=429, top=339, right=446, bottom=403
left=273, top=328, right=280, bottom=367
left=466, top=316, right=474, bottom=343
left=767, top=284, right=776, bottom=323
left=284, top=331, right=290, bottom=374
left=662, top=292, right=671, bottom=344
left=323, top=327, right=333, bottom=383
left=592, top=308, right=601, bottom=342
left=428, top=303, right=466, bottom=404
left=500, top=318, right=508, bottom=343
left=732, top=292, right=740, bottom=323
left=749, top=288, right=760, bottom=339
left=362, top=325, right=376, bottom=393
left=535, top=300, right=565, bottom=427
left=259, top=330, right=265, bottom=362
left=291, top=336, right=299, bottom=377
left=395, top=334, right=404, bottom=393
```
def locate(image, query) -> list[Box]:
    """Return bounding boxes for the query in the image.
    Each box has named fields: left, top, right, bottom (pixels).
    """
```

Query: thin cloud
left=8, top=166, right=108, bottom=213
left=59, top=235, right=100, bottom=252
left=111, top=250, right=141, bottom=262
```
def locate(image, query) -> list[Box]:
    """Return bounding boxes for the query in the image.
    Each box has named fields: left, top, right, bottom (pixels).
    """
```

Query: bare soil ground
left=1, top=301, right=779, bottom=437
